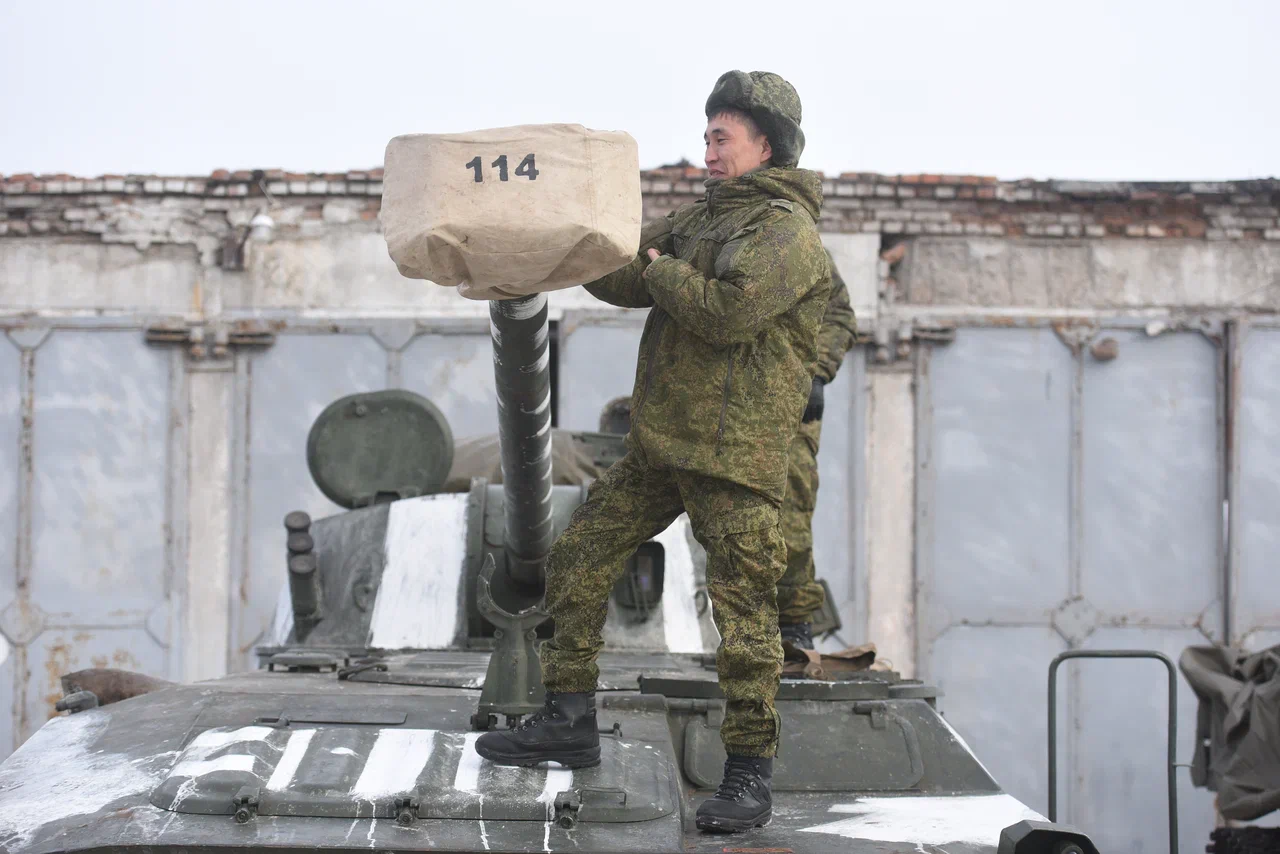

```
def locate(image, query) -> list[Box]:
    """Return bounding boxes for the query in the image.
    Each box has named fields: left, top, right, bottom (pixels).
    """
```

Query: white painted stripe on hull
left=371, top=494, right=469, bottom=649
left=266, top=729, right=316, bottom=790
left=350, top=728, right=437, bottom=798
left=187, top=725, right=274, bottom=752
left=453, top=733, right=484, bottom=793
left=171, top=755, right=258, bottom=778
left=537, top=767, right=573, bottom=805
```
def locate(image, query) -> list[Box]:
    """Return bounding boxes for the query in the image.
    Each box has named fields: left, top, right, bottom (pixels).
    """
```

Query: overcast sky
left=1, top=0, right=1276, bottom=182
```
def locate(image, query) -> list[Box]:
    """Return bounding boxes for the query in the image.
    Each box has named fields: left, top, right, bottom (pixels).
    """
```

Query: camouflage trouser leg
left=541, top=450, right=684, bottom=693
left=777, top=417, right=827, bottom=624
left=540, top=451, right=787, bottom=757
left=677, top=471, right=787, bottom=758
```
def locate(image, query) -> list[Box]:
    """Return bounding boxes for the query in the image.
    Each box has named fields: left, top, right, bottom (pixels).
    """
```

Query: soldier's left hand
left=801, top=377, right=825, bottom=423
left=643, top=248, right=662, bottom=278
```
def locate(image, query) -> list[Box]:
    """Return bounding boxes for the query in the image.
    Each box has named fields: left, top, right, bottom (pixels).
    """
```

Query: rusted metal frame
left=25, top=616, right=170, bottom=632
left=1080, top=317, right=1227, bottom=644
left=1241, top=318, right=1280, bottom=646
left=1220, top=319, right=1240, bottom=646
left=10, top=333, right=38, bottom=751
left=931, top=615, right=1201, bottom=631
left=1223, top=319, right=1239, bottom=646
left=1224, top=316, right=1280, bottom=647
left=1064, top=333, right=1086, bottom=827
left=1218, top=317, right=1249, bottom=645
left=0, top=312, right=188, bottom=328
left=1059, top=317, right=1226, bottom=827
left=11, top=340, right=35, bottom=613
left=14, top=327, right=192, bottom=691
left=1067, top=340, right=1085, bottom=605
left=161, top=348, right=189, bottom=681
left=213, top=312, right=494, bottom=337
left=911, top=340, right=935, bottom=684
left=882, top=308, right=1237, bottom=334
left=385, top=348, right=403, bottom=388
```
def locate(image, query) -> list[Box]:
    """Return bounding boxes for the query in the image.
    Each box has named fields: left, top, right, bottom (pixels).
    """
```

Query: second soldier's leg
left=777, top=418, right=826, bottom=643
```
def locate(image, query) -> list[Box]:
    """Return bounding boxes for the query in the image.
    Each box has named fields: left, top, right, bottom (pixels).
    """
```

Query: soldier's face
left=704, top=114, right=772, bottom=180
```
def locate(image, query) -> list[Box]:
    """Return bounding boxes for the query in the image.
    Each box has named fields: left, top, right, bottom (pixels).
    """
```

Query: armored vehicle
left=0, top=293, right=1098, bottom=854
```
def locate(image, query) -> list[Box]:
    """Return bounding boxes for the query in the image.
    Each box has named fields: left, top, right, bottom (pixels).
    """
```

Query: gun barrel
left=489, top=293, right=555, bottom=586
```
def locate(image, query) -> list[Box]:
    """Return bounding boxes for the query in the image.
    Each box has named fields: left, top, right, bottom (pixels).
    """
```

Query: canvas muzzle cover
left=381, top=123, right=642, bottom=300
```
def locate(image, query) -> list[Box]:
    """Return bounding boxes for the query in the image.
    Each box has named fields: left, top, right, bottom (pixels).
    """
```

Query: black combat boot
left=473, top=692, right=601, bottom=768
left=779, top=621, right=814, bottom=650
left=695, top=755, right=774, bottom=833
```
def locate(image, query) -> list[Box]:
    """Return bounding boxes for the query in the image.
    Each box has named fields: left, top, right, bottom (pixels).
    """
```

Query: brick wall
left=3, top=168, right=1278, bottom=248
left=640, top=166, right=1280, bottom=242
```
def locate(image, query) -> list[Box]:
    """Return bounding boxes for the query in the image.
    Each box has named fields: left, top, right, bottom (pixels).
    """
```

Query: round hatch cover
left=306, top=390, right=454, bottom=509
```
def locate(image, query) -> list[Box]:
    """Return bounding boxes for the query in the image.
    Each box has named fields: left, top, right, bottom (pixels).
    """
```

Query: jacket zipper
left=715, top=348, right=735, bottom=455
left=635, top=311, right=669, bottom=420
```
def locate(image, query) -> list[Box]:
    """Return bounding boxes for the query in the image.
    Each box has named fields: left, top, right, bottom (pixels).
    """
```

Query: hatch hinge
left=265, top=651, right=344, bottom=673
left=232, top=786, right=260, bottom=824
left=395, top=795, right=420, bottom=826
left=553, top=790, right=581, bottom=829
left=554, top=786, right=628, bottom=828
left=337, top=658, right=389, bottom=680
left=853, top=701, right=888, bottom=730
left=145, top=321, right=275, bottom=366
left=869, top=322, right=957, bottom=364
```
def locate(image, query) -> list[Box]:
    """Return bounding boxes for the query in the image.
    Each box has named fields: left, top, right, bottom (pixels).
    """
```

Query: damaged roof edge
left=2, top=169, right=1277, bottom=202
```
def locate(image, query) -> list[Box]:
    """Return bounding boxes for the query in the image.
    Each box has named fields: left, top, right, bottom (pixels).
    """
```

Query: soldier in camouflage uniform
left=778, top=248, right=857, bottom=649
left=477, top=69, right=830, bottom=833
left=593, top=258, right=857, bottom=651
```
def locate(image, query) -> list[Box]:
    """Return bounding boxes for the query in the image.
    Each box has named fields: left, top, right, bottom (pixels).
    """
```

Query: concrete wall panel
left=902, top=237, right=1280, bottom=310
left=0, top=242, right=197, bottom=313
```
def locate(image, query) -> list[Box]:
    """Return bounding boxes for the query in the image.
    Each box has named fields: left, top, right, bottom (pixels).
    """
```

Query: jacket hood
left=705, top=167, right=823, bottom=220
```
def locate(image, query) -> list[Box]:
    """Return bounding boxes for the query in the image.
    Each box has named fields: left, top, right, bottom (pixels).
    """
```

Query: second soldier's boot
left=473, top=692, right=601, bottom=768
left=695, top=755, right=774, bottom=833
left=779, top=621, right=814, bottom=650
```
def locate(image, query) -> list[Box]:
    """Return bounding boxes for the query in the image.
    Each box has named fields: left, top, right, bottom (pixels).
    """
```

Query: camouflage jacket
left=814, top=248, right=857, bottom=383
left=584, top=167, right=830, bottom=502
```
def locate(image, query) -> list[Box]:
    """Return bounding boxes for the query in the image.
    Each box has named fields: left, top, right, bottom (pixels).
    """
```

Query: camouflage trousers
left=540, top=449, right=787, bottom=758
left=778, top=418, right=827, bottom=624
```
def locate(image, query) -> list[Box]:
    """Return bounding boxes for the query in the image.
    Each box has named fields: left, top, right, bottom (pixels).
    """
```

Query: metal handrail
left=1047, top=649, right=1178, bottom=854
